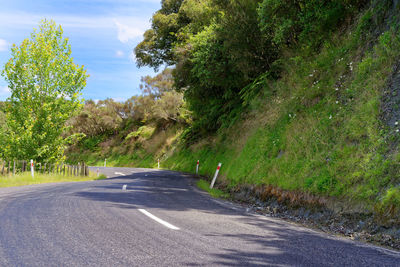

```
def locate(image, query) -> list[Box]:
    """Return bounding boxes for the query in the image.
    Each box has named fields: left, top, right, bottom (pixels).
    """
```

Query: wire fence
left=0, top=160, right=90, bottom=177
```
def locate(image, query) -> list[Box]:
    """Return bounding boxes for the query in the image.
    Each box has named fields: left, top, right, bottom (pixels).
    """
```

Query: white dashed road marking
left=138, top=209, right=180, bottom=230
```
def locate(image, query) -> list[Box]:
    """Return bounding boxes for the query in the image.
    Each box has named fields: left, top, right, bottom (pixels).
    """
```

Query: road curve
left=0, top=167, right=399, bottom=266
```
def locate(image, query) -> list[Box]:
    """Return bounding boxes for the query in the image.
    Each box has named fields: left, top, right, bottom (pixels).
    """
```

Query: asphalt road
left=0, top=167, right=399, bottom=266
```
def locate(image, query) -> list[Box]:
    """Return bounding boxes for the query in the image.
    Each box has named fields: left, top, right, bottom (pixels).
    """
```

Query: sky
left=0, top=0, right=161, bottom=101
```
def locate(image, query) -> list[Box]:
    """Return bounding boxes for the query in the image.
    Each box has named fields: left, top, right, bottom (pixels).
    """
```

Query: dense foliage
left=135, top=0, right=366, bottom=136
left=68, top=0, right=400, bottom=225
left=69, top=68, right=189, bottom=143
left=0, top=20, right=88, bottom=162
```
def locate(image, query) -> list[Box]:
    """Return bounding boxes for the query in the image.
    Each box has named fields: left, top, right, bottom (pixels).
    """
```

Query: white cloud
left=115, top=50, right=124, bottom=57
left=114, top=20, right=144, bottom=43
left=0, top=39, right=8, bottom=52
left=0, top=86, right=10, bottom=96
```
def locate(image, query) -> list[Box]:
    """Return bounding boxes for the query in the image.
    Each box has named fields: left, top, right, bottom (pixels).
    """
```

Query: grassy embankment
left=162, top=5, right=400, bottom=220
left=0, top=172, right=106, bottom=188
left=68, top=3, right=400, bottom=221
left=68, top=123, right=183, bottom=168
left=196, top=179, right=229, bottom=199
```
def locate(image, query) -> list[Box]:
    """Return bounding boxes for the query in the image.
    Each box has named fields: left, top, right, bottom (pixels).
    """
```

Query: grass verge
left=196, top=179, right=230, bottom=199
left=0, top=172, right=107, bottom=188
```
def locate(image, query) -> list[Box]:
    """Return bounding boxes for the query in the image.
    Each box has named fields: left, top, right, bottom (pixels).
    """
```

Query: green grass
left=161, top=6, right=400, bottom=218
left=0, top=172, right=107, bottom=188
left=196, top=179, right=230, bottom=199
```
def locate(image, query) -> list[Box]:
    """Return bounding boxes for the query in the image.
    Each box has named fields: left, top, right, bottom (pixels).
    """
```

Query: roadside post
left=104, top=158, right=107, bottom=167
left=158, top=159, right=160, bottom=169
left=97, top=168, right=99, bottom=177
left=196, top=160, right=199, bottom=175
left=30, top=159, right=34, bottom=178
left=210, top=163, right=222, bottom=189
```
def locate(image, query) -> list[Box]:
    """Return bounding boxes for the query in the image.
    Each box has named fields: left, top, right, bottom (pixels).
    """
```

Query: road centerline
left=138, top=209, right=180, bottom=230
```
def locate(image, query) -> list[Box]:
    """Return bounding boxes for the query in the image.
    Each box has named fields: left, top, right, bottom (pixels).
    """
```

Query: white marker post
left=196, top=160, right=199, bottom=175
left=30, top=159, right=34, bottom=178
left=210, top=163, right=222, bottom=189
left=104, top=158, right=107, bottom=167
left=158, top=159, right=160, bottom=169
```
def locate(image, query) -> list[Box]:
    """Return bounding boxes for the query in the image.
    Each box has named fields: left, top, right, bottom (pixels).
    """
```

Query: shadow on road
left=75, top=169, right=400, bottom=266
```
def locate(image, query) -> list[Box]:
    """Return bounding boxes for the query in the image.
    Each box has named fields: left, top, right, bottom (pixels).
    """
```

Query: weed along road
left=0, top=168, right=398, bottom=266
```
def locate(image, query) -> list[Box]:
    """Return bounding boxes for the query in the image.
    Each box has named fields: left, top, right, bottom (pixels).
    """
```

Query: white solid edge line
left=114, top=172, right=126, bottom=176
left=138, top=209, right=180, bottom=230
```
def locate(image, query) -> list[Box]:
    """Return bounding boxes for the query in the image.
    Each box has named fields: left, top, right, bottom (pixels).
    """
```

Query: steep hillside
left=66, top=0, right=400, bottom=248
left=163, top=1, right=400, bottom=221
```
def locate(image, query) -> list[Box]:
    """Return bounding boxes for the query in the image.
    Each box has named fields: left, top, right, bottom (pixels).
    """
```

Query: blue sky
left=0, top=0, right=161, bottom=101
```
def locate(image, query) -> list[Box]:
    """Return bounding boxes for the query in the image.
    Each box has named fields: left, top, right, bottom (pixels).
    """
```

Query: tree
left=0, top=20, right=88, bottom=162
left=134, top=0, right=214, bottom=70
left=135, top=0, right=277, bottom=134
left=140, top=68, right=174, bottom=98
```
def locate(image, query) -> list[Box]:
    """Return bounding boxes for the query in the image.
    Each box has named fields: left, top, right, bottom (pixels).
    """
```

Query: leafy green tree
left=0, top=20, right=88, bottom=162
left=134, top=0, right=214, bottom=70
left=0, top=102, right=6, bottom=140
left=152, top=91, right=190, bottom=123
left=135, top=0, right=277, bottom=134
